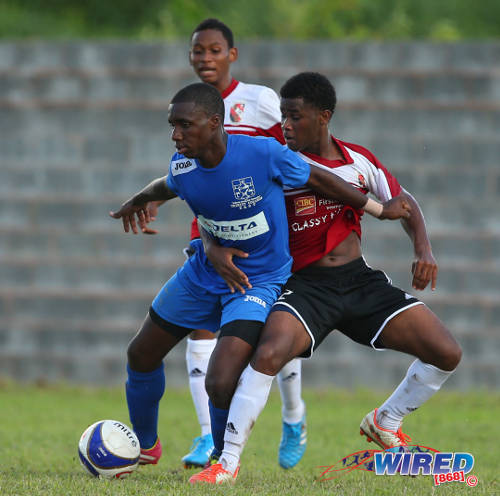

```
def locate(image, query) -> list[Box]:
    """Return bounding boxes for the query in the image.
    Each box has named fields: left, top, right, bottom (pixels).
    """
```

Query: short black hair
left=280, top=72, right=337, bottom=114
left=171, top=82, right=225, bottom=118
left=191, top=18, right=234, bottom=48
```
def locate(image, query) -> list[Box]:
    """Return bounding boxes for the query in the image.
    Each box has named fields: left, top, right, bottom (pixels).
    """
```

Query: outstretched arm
left=307, top=164, right=411, bottom=220
left=109, top=176, right=177, bottom=234
left=398, top=189, right=438, bottom=291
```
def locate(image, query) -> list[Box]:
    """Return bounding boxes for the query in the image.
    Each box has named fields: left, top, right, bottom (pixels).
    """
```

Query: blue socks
left=126, top=363, right=165, bottom=450
left=209, top=399, right=229, bottom=455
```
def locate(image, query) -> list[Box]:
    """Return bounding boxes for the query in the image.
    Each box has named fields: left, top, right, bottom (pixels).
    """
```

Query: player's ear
left=319, top=109, right=333, bottom=126
left=229, top=46, right=238, bottom=63
left=209, top=113, right=223, bottom=129
left=188, top=49, right=194, bottom=66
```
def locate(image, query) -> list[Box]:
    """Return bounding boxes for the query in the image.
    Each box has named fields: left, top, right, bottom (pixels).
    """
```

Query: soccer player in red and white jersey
left=145, top=19, right=307, bottom=470
left=189, top=72, right=462, bottom=483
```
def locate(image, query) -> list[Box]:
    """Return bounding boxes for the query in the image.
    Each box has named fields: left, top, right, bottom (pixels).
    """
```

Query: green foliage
left=0, top=383, right=498, bottom=495
left=0, top=0, right=499, bottom=40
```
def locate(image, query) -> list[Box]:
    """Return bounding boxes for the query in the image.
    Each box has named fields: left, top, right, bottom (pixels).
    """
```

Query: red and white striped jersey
left=286, top=136, right=402, bottom=272
left=190, top=79, right=284, bottom=239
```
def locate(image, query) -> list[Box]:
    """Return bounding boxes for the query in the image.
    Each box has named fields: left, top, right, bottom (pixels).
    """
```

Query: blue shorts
left=151, top=269, right=282, bottom=334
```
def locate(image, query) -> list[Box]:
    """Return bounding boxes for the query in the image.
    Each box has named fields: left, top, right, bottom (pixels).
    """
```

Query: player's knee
left=442, top=341, right=462, bottom=370
left=432, top=339, right=462, bottom=371
left=127, top=341, right=152, bottom=372
left=252, top=343, right=285, bottom=376
left=205, top=373, right=236, bottom=408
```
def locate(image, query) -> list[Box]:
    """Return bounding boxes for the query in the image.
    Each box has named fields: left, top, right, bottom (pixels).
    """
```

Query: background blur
left=0, top=1, right=498, bottom=389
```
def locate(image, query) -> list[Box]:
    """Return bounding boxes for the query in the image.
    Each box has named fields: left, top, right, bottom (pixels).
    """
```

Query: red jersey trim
left=225, top=122, right=284, bottom=144
left=221, top=79, right=239, bottom=99
left=191, top=217, right=200, bottom=240
left=299, top=136, right=353, bottom=167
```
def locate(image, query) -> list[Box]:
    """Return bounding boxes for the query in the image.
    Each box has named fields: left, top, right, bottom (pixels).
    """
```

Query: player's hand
left=139, top=202, right=160, bottom=235
left=380, top=196, right=411, bottom=220
left=109, top=199, right=151, bottom=234
left=411, top=250, right=438, bottom=291
left=205, top=244, right=252, bottom=294
left=147, top=201, right=160, bottom=220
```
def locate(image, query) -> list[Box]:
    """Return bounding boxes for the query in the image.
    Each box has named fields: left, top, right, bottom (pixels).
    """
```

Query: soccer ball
left=78, top=420, right=140, bottom=479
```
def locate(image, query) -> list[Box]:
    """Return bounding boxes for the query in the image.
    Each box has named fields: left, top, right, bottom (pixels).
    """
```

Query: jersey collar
left=299, top=135, right=353, bottom=167
left=221, top=78, right=239, bottom=99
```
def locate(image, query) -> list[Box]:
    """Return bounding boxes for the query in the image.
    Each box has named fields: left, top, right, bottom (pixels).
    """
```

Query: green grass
left=0, top=381, right=497, bottom=495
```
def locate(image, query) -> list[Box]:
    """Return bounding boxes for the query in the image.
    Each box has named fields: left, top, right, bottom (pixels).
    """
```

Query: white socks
left=186, top=338, right=217, bottom=437
left=277, top=358, right=305, bottom=424
left=221, top=365, right=274, bottom=474
left=377, top=359, right=455, bottom=431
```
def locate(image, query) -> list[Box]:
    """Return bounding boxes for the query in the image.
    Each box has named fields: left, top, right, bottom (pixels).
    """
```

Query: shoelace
left=396, top=429, right=412, bottom=445
left=283, top=423, right=302, bottom=443
left=189, top=436, right=202, bottom=451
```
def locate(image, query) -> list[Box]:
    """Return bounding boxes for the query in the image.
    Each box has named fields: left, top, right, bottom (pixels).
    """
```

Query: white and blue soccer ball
left=78, top=420, right=140, bottom=479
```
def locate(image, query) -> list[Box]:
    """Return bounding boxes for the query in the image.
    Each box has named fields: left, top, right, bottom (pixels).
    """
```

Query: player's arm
left=307, top=164, right=411, bottom=220
left=397, top=188, right=437, bottom=291
left=199, top=224, right=252, bottom=295
left=109, top=176, right=177, bottom=234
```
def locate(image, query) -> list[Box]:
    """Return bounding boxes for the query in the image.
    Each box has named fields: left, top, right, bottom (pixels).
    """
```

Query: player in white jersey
left=148, top=18, right=306, bottom=469
left=189, top=73, right=461, bottom=484
left=110, top=82, right=411, bottom=475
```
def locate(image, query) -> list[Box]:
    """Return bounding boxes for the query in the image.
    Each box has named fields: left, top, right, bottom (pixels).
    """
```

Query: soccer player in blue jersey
left=145, top=18, right=307, bottom=471
left=110, top=82, right=410, bottom=469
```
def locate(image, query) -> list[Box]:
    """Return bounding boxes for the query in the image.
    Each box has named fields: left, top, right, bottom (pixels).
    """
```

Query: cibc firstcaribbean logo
left=318, top=446, right=478, bottom=487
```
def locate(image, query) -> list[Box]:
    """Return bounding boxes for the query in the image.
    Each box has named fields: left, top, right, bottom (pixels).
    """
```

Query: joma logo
left=174, top=160, right=192, bottom=170
left=171, top=158, right=197, bottom=175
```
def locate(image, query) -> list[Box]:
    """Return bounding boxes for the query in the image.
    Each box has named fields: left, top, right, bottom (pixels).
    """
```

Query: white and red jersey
left=286, top=136, right=402, bottom=272
left=190, top=79, right=284, bottom=239
left=221, top=79, right=284, bottom=143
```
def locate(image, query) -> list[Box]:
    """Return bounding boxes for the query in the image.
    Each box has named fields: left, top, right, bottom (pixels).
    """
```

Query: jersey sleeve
left=348, top=144, right=402, bottom=202
left=256, top=88, right=285, bottom=144
left=166, top=161, right=184, bottom=200
left=268, top=139, right=311, bottom=188
left=365, top=158, right=401, bottom=202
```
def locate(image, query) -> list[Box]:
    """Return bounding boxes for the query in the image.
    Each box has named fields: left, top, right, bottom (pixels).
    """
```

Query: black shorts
left=270, top=257, right=422, bottom=358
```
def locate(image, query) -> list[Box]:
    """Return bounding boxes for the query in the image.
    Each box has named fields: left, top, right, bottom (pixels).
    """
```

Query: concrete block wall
left=0, top=41, right=498, bottom=389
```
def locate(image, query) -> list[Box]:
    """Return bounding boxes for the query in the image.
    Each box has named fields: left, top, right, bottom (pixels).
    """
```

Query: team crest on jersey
left=358, top=173, right=366, bottom=187
left=232, top=177, right=255, bottom=200
left=230, top=103, right=245, bottom=123
left=230, top=176, right=263, bottom=209
left=294, top=196, right=316, bottom=216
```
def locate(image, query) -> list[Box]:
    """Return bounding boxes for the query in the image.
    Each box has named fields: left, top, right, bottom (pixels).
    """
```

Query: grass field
left=0, top=381, right=497, bottom=495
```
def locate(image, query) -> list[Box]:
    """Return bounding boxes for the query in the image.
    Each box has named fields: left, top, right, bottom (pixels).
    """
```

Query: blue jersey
left=166, top=134, right=310, bottom=293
